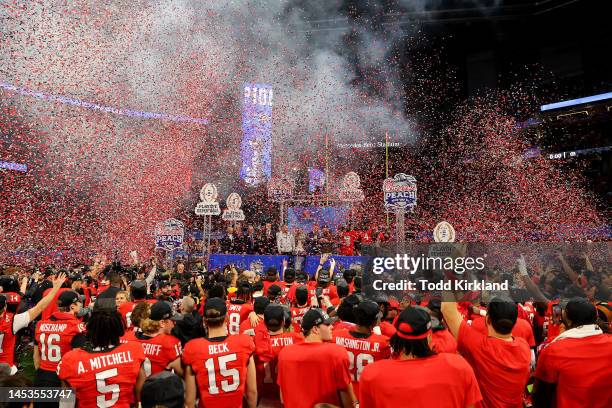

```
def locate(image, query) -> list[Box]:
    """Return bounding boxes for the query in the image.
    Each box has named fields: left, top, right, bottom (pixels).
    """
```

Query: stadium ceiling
left=288, top=0, right=582, bottom=32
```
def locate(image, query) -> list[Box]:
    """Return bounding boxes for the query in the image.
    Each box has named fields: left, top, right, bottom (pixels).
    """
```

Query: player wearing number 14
left=183, top=298, right=257, bottom=408
left=34, top=290, right=86, bottom=392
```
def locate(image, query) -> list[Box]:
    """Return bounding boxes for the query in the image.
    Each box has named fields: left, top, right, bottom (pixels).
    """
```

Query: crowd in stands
left=0, top=245, right=609, bottom=408
left=210, top=222, right=391, bottom=256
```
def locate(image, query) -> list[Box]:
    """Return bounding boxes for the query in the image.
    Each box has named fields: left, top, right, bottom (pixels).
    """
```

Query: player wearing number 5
left=183, top=298, right=257, bottom=408
left=34, top=290, right=86, bottom=396
left=57, top=299, right=147, bottom=408
left=0, top=273, right=67, bottom=375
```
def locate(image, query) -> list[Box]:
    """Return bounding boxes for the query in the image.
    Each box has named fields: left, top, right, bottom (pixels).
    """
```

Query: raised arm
left=314, top=253, right=330, bottom=282
left=27, top=273, right=67, bottom=321
left=440, top=291, right=462, bottom=339
left=517, top=255, right=549, bottom=304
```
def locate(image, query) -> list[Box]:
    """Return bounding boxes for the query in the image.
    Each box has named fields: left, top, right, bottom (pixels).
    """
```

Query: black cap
left=317, top=270, right=331, bottom=283
left=394, top=307, right=432, bottom=340
left=565, top=297, right=597, bottom=326
left=141, top=371, right=184, bottom=408
left=159, top=281, right=171, bottom=288
left=488, top=296, right=518, bottom=335
left=284, top=268, right=296, bottom=280
left=254, top=296, right=270, bottom=314
left=150, top=301, right=182, bottom=321
left=302, top=308, right=334, bottom=332
left=427, top=299, right=441, bottom=312
left=204, top=297, right=227, bottom=318
left=93, top=298, right=119, bottom=313
left=58, top=291, right=80, bottom=308
left=268, top=284, right=282, bottom=298
left=237, top=281, right=252, bottom=296
left=266, top=267, right=277, bottom=277
left=264, top=304, right=285, bottom=327
left=69, top=274, right=83, bottom=283
left=296, top=271, right=308, bottom=283
left=356, top=300, right=380, bottom=320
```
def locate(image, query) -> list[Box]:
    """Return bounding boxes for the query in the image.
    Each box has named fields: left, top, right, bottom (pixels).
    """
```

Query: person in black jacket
left=172, top=296, right=204, bottom=345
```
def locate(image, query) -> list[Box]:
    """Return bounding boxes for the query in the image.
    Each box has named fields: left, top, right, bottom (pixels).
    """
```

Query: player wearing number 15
left=183, top=297, right=257, bottom=408
left=57, top=300, right=147, bottom=408
left=34, top=290, right=86, bottom=393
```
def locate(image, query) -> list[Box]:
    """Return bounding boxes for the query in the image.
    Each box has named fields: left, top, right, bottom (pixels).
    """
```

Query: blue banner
left=241, top=83, right=273, bottom=186
left=208, top=254, right=368, bottom=277
left=287, top=206, right=350, bottom=233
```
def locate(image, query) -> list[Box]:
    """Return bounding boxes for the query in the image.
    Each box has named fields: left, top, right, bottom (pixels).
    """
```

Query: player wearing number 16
left=183, top=297, right=257, bottom=408
left=0, top=273, right=67, bottom=375
left=57, top=299, right=147, bottom=408
left=34, top=290, right=86, bottom=395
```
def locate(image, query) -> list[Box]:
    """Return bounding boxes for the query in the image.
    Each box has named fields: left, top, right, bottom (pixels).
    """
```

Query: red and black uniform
left=0, top=307, right=32, bottom=372
left=57, top=342, right=146, bottom=408
left=535, top=333, right=612, bottom=408
left=333, top=329, right=391, bottom=396
left=360, top=353, right=482, bottom=407
left=120, top=331, right=181, bottom=377
left=118, top=299, right=156, bottom=329
left=227, top=301, right=254, bottom=335
left=182, top=334, right=255, bottom=408
left=278, top=341, right=351, bottom=408
left=254, top=332, right=303, bottom=402
left=290, top=306, right=309, bottom=333
left=34, top=312, right=86, bottom=386
left=458, top=320, right=531, bottom=408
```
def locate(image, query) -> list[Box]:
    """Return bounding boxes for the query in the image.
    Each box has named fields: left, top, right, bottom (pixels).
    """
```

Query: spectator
left=259, top=223, right=276, bottom=254
left=277, top=225, right=295, bottom=256
left=172, top=296, right=204, bottom=346
left=534, top=297, right=612, bottom=408
left=244, top=225, right=259, bottom=254
left=220, top=226, right=236, bottom=254
left=442, top=296, right=531, bottom=408
left=319, top=226, right=335, bottom=253
left=359, top=307, right=482, bottom=407
left=307, top=224, right=323, bottom=254
left=278, top=308, right=354, bottom=408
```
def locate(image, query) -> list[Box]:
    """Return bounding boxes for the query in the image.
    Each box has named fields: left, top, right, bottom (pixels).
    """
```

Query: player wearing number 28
left=57, top=299, right=147, bottom=408
left=183, top=297, right=257, bottom=408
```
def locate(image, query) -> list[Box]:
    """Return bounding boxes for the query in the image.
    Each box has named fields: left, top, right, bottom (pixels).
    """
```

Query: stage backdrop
left=287, top=206, right=350, bottom=233
left=208, top=254, right=366, bottom=278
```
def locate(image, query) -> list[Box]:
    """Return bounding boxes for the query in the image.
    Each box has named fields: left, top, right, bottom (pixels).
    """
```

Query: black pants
left=34, top=369, right=61, bottom=408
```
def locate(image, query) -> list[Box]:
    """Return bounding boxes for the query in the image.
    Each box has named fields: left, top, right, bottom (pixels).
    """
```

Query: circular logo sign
left=226, top=193, right=242, bottom=210
left=342, top=172, right=361, bottom=190
left=200, top=183, right=218, bottom=203
left=433, top=221, right=456, bottom=243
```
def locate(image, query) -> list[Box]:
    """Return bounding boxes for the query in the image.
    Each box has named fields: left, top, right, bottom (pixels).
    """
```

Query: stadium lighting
left=540, top=92, right=612, bottom=112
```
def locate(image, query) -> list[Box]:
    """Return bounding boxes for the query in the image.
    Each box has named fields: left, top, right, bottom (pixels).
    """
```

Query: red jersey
left=431, top=328, right=458, bottom=354
left=118, top=300, right=156, bottom=329
left=471, top=316, right=536, bottom=347
left=255, top=332, right=304, bottom=401
left=378, top=321, right=396, bottom=338
left=333, top=320, right=356, bottom=331
left=0, top=312, right=19, bottom=366
left=35, top=312, right=86, bottom=372
left=240, top=317, right=262, bottom=336
left=263, top=281, right=286, bottom=296
left=41, top=288, right=71, bottom=320
left=120, top=332, right=181, bottom=376
left=359, top=353, right=482, bottom=408
left=535, top=333, right=612, bottom=408
left=458, top=320, right=531, bottom=408
left=182, top=334, right=255, bottom=408
left=333, top=329, right=391, bottom=396
left=277, top=341, right=351, bottom=408
left=227, top=301, right=254, bottom=335
left=339, top=232, right=357, bottom=256
left=290, top=306, right=309, bottom=333
left=57, top=342, right=146, bottom=408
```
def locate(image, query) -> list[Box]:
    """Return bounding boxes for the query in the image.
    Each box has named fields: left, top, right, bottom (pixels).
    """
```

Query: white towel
left=550, top=324, right=602, bottom=344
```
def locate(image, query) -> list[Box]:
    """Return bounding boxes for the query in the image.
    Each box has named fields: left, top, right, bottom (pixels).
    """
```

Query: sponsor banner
left=383, top=173, right=417, bottom=212
left=287, top=206, right=350, bottom=233
left=209, top=254, right=367, bottom=277
left=155, top=218, right=185, bottom=251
